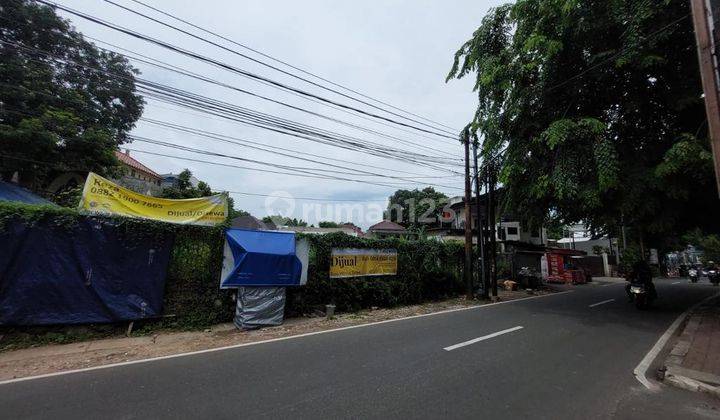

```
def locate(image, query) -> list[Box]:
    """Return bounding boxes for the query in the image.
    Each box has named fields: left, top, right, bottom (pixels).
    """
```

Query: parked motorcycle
left=689, top=268, right=699, bottom=283
left=629, top=283, right=655, bottom=309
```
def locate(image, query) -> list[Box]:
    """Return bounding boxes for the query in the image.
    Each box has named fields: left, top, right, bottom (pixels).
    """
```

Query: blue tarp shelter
left=0, top=180, right=56, bottom=205
left=220, top=229, right=302, bottom=287
left=0, top=218, right=173, bottom=325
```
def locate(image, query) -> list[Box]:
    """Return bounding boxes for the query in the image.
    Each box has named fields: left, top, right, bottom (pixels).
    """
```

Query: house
left=230, top=215, right=277, bottom=231
left=427, top=194, right=547, bottom=247
left=367, top=220, right=416, bottom=239
left=160, top=172, right=200, bottom=189
left=113, top=150, right=162, bottom=196
left=45, top=149, right=162, bottom=196
left=341, top=222, right=364, bottom=237
left=277, top=225, right=360, bottom=236
left=554, top=223, right=618, bottom=256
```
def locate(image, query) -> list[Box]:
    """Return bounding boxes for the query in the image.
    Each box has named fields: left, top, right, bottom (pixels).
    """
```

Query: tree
left=447, top=0, right=720, bottom=251
left=318, top=221, right=340, bottom=228
left=0, top=0, right=143, bottom=188
left=385, top=187, right=448, bottom=228
left=160, top=169, right=210, bottom=199
left=262, top=215, right=308, bottom=227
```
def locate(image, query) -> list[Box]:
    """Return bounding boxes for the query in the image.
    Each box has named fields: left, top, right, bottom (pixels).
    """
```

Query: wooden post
left=691, top=0, right=720, bottom=196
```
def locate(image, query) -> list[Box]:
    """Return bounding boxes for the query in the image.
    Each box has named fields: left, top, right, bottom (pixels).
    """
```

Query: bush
left=1, top=203, right=466, bottom=330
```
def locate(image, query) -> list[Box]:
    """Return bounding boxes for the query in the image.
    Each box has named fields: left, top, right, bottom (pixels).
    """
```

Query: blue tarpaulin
left=0, top=217, right=173, bottom=325
left=220, top=229, right=302, bottom=287
left=0, top=180, right=56, bottom=205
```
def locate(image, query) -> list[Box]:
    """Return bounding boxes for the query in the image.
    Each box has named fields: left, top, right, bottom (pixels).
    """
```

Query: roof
left=230, top=215, right=271, bottom=230
left=277, top=226, right=356, bottom=235
left=368, top=220, right=406, bottom=232
left=115, top=150, right=160, bottom=179
left=0, top=181, right=57, bottom=206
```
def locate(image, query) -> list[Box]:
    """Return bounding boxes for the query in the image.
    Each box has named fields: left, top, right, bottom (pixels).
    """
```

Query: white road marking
left=0, top=291, right=573, bottom=386
left=589, top=299, right=615, bottom=308
left=671, top=281, right=681, bottom=285
left=633, top=291, right=720, bottom=391
left=443, top=326, right=524, bottom=351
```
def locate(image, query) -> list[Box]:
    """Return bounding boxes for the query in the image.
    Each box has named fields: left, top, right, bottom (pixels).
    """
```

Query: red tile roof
left=115, top=150, right=160, bottom=179
left=368, top=220, right=406, bottom=232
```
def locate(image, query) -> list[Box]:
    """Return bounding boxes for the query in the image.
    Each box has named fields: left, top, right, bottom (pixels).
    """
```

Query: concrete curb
left=661, top=295, right=720, bottom=399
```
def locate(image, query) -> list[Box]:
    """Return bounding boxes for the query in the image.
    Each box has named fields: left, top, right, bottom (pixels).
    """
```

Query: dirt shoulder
left=0, top=289, right=558, bottom=382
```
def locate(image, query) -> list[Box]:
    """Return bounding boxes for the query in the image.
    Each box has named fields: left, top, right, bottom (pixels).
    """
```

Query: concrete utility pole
left=463, top=132, right=473, bottom=300
left=487, top=162, right=498, bottom=301
left=472, top=140, right=488, bottom=299
left=691, top=0, right=720, bottom=195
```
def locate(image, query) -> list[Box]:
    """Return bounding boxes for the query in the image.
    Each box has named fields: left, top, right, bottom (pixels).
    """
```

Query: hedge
left=0, top=203, right=465, bottom=329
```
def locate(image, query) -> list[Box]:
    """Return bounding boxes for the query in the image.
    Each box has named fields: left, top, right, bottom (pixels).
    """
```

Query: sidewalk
left=663, top=294, right=720, bottom=398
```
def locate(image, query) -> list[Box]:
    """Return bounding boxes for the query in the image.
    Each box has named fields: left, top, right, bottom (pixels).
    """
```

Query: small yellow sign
left=329, top=248, right=398, bottom=278
left=79, top=172, right=227, bottom=226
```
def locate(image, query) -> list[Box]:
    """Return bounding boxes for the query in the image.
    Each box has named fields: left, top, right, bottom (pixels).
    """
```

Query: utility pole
left=472, top=139, right=487, bottom=299
left=463, top=131, right=474, bottom=300
left=487, top=161, right=498, bottom=301
left=691, top=0, right=720, bottom=195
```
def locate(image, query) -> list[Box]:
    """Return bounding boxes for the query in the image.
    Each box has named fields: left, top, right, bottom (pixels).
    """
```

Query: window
left=507, top=227, right=519, bottom=236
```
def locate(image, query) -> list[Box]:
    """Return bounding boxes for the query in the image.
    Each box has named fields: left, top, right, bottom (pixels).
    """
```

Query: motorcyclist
left=625, top=260, right=657, bottom=301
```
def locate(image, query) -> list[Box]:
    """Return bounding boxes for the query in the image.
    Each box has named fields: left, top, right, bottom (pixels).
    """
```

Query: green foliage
left=1, top=203, right=467, bottom=330
left=0, top=0, right=143, bottom=188
left=160, top=169, right=209, bottom=199
left=263, top=215, right=308, bottom=226
left=385, top=187, right=449, bottom=228
left=318, top=221, right=340, bottom=228
left=683, top=229, right=720, bottom=264
left=448, top=0, right=720, bottom=249
left=287, top=232, right=465, bottom=314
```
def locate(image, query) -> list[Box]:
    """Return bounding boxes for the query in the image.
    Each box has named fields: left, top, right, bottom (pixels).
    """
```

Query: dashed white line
left=443, top=326, right=524, bottom=351
left=671, top=281, right=681, bottom=285
left=589, top=299, right=615, bottom=308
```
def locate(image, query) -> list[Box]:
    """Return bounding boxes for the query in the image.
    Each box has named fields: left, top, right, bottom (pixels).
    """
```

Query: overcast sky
left=55, top=0, right=503, bottom=228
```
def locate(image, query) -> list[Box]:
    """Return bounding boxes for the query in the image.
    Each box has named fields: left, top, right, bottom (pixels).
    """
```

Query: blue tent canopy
left=0, top=181, right=56, bottom=206
left=220, top=229, right=302, bottom=287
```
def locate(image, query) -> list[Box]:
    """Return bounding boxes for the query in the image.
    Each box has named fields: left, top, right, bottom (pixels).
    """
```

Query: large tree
left=385, top=187, right=448, bottom=228
left=447, top=0, right=720, bottom=251
left=0, top=0, right=143, bottom=188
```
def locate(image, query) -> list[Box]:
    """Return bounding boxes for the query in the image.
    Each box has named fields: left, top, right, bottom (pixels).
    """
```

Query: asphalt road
left=1, top=279, right=719, bottom=419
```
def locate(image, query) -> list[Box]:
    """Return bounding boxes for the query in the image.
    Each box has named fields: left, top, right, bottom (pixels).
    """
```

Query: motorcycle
left=709, top=268, right=720, bottom=286
left=629, top=283, right=655, bottom=309
left=689, top=268, right=699, bottom=283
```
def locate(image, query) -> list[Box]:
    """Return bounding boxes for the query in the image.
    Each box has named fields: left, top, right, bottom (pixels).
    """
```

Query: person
left=625, top=260, right=657, bottom=301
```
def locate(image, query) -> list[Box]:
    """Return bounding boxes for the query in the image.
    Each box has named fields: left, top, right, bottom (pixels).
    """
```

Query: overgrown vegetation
left=447, top=0, right=720, bottom=251
left=0, top=203, right=466, bottom=348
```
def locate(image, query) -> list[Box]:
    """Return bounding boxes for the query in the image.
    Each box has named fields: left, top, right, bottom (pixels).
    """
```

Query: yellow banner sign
left=79, top=172, right=227, bottom=226
left=330, top=248, right=398, bottom=278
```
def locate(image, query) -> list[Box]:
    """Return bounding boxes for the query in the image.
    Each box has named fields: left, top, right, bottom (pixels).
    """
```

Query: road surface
left=1, top=279, right=719, bottom=419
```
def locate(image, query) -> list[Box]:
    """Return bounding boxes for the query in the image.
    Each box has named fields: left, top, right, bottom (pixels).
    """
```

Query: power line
left=0, top=152, right=389, bottom=202
left=0, top=39, right=463, bottom=174
left=128, top=135, right=465, bottom=190
left=125, top=0, right=459, bottom=132
left=82, top=34, right=459, bottom=154
left=102, top=0, right=457, bottom=135
left=37, top=0, right=458, bottom=139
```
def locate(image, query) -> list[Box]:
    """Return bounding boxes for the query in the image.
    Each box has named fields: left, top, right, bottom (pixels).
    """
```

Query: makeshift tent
left=0, top=181, right=56, bottom=205
left=220, top=229, right=304, bottom=287
left=0, top=217, right=173, bottom=325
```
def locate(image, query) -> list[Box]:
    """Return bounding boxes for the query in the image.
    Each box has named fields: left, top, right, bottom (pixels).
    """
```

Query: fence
left=0, top=203, right=466, bottom=328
